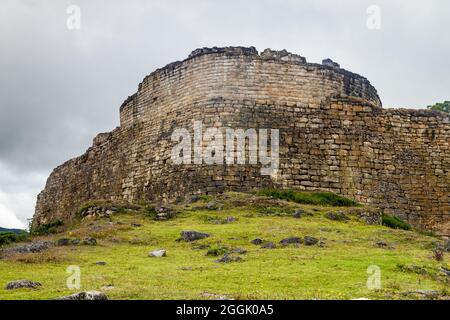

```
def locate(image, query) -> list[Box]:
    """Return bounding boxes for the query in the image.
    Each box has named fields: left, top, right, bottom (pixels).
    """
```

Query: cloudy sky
left=0, top=0, right=449, bottom=229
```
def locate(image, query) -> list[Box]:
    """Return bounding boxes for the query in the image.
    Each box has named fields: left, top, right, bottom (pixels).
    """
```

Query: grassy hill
left=0, top=228, right=25, bottom=234
left=0, top=191, right=448, bottom=300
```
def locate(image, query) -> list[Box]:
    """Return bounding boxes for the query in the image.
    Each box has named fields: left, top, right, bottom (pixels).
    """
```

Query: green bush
left=31, top=220, right=64, bottom=236
left=427, top=101, right=449, bottom=113
left=382, top=215, right=411, bottom=230
left=258, top=189, right=359, bottom=207
left=0, top=231, right=28, bottom=246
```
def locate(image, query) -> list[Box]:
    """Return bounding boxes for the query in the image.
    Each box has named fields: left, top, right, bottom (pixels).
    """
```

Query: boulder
left=206, top=202, right=221, bottom=210
left=304, top=236, right=319, bottom=246
left=439, top=267, right=450, bottom=277
left=58, top=291, right=108, bottom=300
left=6, top=280, right=42, bottom=290
left=180, top=231, right=210, bottom=242
left=190, top=195, right=200, bottom=203
left=444, top=239, right=450, bottom=252
left=82, top=238, right=97, bottom=246
left=56, top=238, right=71, bottom=246
left=250, top=238, right=264, bottom=245
left=401, top=290, right=440, bottom=299
left=261, top=242, right=276, bottom=249
left=293, top=209, right=306, bottom=218
left=155, top=206, right=176, bottom=220
left=353, top=209, right=382, bottom=225
left=231, top=248, right=247, bottom=255
left=224, top=216, right=237, bottom=224
left=375, top=241, right=388, bottom=248
left=149, top=249, right=167, bottom=257
left=56, top=238, right=85, bottom=246
left=325, top=211, right=350, bottom=222
left=215, top=254, right=242, bottom=263
left=10, top=241, right=53, bottom=253
left=280, top=237, right=302, bottom=245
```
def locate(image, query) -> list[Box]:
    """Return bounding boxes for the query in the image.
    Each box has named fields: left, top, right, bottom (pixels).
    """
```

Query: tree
left=427, top=101, right=450, bottom=113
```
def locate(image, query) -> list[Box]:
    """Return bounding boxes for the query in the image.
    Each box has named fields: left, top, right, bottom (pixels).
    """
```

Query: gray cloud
left=0, top=0, right=449, bottom=228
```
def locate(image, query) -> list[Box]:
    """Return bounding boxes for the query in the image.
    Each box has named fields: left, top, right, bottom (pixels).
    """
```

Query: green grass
left=0, top=192, right=447, bottom=300
left=31, top=220, right=64, bottom=236
left=258, top=189, right=360, bottom=207
left=382, top=215, right=412, bottom=231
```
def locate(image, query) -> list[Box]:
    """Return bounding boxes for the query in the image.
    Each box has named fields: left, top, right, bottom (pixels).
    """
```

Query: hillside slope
left=0, top=192, right=448, bottom=300
left=0, top=228, right=25, bottom=234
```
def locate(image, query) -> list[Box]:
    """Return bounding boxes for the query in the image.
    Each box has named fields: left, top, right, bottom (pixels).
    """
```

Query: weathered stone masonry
left=34, top=47, right=450, bottom=235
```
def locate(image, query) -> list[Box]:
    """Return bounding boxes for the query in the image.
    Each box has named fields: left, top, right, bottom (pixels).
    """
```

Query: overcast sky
left=0, top=0, right=449, bottom=229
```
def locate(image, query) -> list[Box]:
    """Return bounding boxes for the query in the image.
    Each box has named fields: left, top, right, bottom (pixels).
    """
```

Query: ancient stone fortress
left=34, top=47, right=450, bottom=236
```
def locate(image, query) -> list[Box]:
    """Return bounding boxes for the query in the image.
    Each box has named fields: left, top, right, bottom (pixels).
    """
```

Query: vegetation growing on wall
left=427, top=101, right=449, bottom=113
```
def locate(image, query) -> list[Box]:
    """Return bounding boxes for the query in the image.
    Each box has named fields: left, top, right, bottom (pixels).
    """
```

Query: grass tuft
left=258, top=189, right=359, bottom=207
left=382, top=215, right=412, bottom=230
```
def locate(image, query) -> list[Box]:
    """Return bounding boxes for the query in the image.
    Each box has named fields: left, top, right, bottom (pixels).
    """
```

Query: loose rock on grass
left=82, top=238, right=97, bottom=246
left=231, top=248, right=247, bottom=254
left=250, top=238, right=264, bottom=245
left=10, top=241, right=53, bottom=253
left=6, top=280, right=42, bottom=290
left=149, top=249, right=167, bottom=257
left=280, top=237, right=301, bottom=245
left=325, top=211, right=350, bottom=222
left=304, top=236, right=319, bottom=246
left=180, top=231, right=210, bottom=242
left=261, top=242, right=276, bottom=249
left=58, top=291, right=108, bottom=300
left=215, top=254, right=242, bottom=263
left=293, top=209, right=304, bottom=218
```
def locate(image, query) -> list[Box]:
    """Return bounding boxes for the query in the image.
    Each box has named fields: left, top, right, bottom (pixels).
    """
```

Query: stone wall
left=33, top=47, right=450, bottom=236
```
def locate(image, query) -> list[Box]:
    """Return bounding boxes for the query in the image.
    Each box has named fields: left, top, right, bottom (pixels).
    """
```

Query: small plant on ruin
left=381, top=215, right=412, bottom=231
left=258, top=189, right=359, bottom=207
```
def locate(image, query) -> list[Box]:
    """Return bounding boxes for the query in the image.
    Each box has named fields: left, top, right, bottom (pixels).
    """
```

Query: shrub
left=258, top=189, right=359, bottom=207
left=0, top=231, right=28, bottom=246
left=382, top=215, right=411, bottom=230
left=31, top=220, right=64, bottom=236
